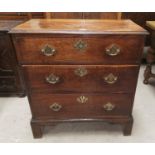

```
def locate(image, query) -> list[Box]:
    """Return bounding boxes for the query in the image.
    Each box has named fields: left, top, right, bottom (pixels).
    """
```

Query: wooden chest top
left=10, top=19, right=148, bottom=35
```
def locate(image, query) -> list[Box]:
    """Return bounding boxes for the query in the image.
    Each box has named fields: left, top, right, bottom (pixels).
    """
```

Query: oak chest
left=0, top=20, right=25, bottom=97
left=10, top=19, right=148, bottom=138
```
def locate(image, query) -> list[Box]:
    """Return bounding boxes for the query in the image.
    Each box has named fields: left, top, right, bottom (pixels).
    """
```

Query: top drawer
left=12, top=34, right=144, bottom=65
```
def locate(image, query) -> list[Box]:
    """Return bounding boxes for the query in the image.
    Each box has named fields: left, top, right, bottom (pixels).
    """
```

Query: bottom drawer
left=29, top=93, right=134, bottom=119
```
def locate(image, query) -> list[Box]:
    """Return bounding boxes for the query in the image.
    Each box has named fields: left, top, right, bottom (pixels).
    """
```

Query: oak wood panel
left=0, top=77, right=16, bottom=92
left=10, top=19, right=148, bottom=35
left=13, top=34, right=144, bottom=65
left=0, top=33, right=16, bottom=93
left=0, top=20, right=26, bottom=96
left=0, top=12, right=44, bottom=20
left=46, top=12, right=83, bottom=19
left=83, top=12, right=118, bottom=19
left=44, top=12, right=118, bottom=19
left=0, top=12, right=117, bottom=20
left=0, top=33, right=14, bottom=73
left=29, top=93, right=134, bottom=119
left=23, top=65, right=139, bottom=93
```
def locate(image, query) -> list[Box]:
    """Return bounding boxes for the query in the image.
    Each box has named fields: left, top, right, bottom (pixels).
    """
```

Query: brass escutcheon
left=74, top=67, right=88, bottom=77
left=77, top=96, right=88, bottom=104
left=74, top=40, right=87, bottom=51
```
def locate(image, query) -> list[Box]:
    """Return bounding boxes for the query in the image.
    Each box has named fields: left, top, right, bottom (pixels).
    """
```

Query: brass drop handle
left=104, top=73, right=118, bottom=84
left=46, top=74, right=60, bottom=84
left=49, top=103, right=62, bottom=112
left=103, top=102, right=115, bottom=111
left=105, top=44, right=121, bottom=56
left=41, top=45, right=56, bottom=56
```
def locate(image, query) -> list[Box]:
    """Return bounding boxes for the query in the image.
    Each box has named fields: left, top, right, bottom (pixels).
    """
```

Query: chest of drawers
left=10, top=19, right=148, bottom=138
left=0, top=20, right=25, bottom=97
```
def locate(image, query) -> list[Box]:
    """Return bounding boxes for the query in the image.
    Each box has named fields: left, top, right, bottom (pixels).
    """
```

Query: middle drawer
left=23, top=65, right=139, bottom=93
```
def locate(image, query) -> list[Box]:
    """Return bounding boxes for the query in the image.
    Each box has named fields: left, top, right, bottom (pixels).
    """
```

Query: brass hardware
left=105, top=44, right=121, bottom=56
left=74, top=40, right=87, bottom=51
left=41, top=45, right=56, bottom=56
left=49, top=103, right=62, bottom=112
left=104, top=73, right=118, bottom=84
left=103, top=102, right=115, bottom=111
left=46, top=74, right=60, bottom=84
left=77, top=96, right=88, bottom=103
left=74, top=67, right=88, bottom=77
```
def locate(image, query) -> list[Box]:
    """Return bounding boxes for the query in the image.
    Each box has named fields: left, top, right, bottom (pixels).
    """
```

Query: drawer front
left=13, top=35, right=144, bottom=64
left=29, top=93, right=134, bottom=119
left=23, top=65, right=139, bottom=93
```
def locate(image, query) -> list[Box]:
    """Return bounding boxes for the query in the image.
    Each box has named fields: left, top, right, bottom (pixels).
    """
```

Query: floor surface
left=0, top=65, right=155, bottom=143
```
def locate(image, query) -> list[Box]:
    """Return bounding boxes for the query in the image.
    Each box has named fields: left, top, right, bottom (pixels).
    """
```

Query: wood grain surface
left=10, top=19, right=148, bottom=35
left=13, top=34, right=144, bottom=65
